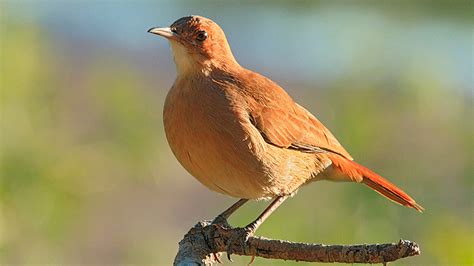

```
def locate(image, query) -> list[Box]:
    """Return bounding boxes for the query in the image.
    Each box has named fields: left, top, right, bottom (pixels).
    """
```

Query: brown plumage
left=148, top=16, right=423, bottom=219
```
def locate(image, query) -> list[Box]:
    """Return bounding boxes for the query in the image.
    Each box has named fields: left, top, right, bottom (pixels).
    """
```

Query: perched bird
left=148, top=15, right=423, bottom=249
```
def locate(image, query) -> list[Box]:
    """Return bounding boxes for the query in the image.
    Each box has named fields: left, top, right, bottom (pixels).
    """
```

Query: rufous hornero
left=148, top=15, right=423, bottom=252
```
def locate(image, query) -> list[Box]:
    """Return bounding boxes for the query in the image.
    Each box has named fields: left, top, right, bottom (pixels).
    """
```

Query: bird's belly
left=164, top=94, right=272, bottom=199
left=165, top=122, right=271, bottom=198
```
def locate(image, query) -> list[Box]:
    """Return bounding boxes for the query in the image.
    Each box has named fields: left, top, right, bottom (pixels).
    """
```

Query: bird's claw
left=226, top=227, right=254, bottom=261
left=212, top=252, right=222, bottom=264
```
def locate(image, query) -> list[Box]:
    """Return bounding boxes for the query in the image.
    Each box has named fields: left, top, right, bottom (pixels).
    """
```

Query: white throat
left=169, top=41, right=196, bottom=75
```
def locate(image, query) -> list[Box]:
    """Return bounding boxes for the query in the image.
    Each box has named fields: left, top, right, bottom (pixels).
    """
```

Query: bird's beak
left=148, top=27, right=175, bottom=39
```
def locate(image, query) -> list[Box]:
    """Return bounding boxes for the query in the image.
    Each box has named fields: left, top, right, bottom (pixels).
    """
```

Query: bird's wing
left=240, top=71, right=353, bottom=160
left=251, top=103, right=353, bottom=160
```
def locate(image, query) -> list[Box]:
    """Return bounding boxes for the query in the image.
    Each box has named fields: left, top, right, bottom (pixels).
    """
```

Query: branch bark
left=174, top=220, right=421, bottom=265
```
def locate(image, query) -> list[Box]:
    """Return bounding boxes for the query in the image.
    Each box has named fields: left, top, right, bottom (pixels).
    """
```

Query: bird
left=148, top=15, right=423, bottom=254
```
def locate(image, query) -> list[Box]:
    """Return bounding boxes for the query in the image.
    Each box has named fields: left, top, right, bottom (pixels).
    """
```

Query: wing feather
left=237, top=70, right=353, bottom=160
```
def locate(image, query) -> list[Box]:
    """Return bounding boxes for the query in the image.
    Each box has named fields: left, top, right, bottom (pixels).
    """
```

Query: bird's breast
left=163, top=79, right=273, bottom=199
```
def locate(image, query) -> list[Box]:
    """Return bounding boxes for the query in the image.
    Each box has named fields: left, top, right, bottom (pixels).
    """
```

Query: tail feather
left=328, top=154, right=424, bottom=212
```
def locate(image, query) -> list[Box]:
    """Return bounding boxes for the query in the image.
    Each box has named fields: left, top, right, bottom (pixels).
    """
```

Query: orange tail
left=328, top=155, right=424, bottom=212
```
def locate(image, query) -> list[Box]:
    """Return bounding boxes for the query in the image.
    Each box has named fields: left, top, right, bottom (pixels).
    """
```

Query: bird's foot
left=226, top=226, right=255, bottom=261
left=211, top=214, right=230, bottom=227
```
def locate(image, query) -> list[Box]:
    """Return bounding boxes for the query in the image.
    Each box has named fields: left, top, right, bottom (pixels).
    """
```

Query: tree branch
left=174, top=220, right=421, bottom=265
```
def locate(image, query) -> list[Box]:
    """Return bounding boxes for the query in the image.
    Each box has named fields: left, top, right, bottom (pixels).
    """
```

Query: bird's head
left=148, top=16, right=238, bottom=75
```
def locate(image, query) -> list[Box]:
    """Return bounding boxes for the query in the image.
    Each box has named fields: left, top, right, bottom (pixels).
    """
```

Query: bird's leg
left=226, top=195, right=289, bottom=260
left=244, top=195, right=288, bottom=233
left=212, top=198, right=249, bottom=225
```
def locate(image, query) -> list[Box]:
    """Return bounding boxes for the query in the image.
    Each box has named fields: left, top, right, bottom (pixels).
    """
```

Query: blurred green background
left=1, top=1, right=472, bottom=265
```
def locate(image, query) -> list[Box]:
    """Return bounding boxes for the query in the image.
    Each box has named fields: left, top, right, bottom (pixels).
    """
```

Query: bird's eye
left=196, top=31, right=208, bottom=41
left=171, top=27, right=177, bottom=33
